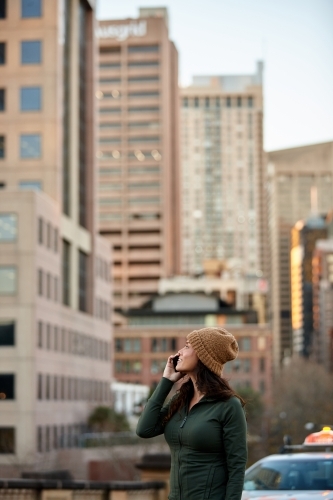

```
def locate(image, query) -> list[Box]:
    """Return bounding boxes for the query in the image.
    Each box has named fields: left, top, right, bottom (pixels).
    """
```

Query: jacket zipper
left=178, top=409, right=188, bottom=500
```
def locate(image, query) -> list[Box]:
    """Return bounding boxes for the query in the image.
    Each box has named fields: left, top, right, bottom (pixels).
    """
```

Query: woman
left=136, top=327, right=247, bottom=500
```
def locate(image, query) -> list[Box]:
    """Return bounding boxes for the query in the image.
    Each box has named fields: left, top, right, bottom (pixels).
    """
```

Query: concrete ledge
left=0, top=479, right=166, bottom=490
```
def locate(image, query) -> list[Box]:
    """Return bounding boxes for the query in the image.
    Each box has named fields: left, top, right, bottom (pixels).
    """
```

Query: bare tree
left=269, top=358, right=333, bottom=451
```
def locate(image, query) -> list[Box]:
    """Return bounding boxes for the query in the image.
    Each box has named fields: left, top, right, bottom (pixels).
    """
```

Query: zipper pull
left=180, top=416, right=187, bottom=428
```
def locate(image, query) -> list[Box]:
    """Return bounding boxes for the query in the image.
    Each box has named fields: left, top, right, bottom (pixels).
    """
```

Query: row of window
left=99, top=197, right=160, bottom=206
left=224, top=357, right=266, bottom=373
left=0, top=180, right=41, bottom=190
left=37, top=373, right=110, bottom=402
left=95, top=297, right=110, bottom=322
left=0, top=134, right=41, bottom=159
left=100, top=213, right=161, bottom=222
left=115, top=337, right=177, bottom=353
left=95, top=256, right=110, bottom=282
left=37, top=268, right=59, bottom=301
left=99, top=166, right=160, bottom=175
left=114, top=359, right=179, bottom=375
left=99, top=121, right=160, bottom=129
left=99, top=44, right=159, bottom=55
left=99, top=181, right=160, bottom=190
left=0, top=40, right=42, bottom=65
left=37, top=321, right=110, bottom=361
left=99, top=149, right=162, bottom=161
left=38, top=217, right=58, bottom=252
left=99, top=136, right=160, bottom=144
left=37, top=423, right=85, bottom=453
left=0, top=0, right=42, bottom=19
left=98, top=91, right=159, bottom=100
left=100, top=76, right=159, bottom=84
left=99, top=61, right=159, bottom=69
left=0, top=87, right=42, bottom=112
left=99, top=107, right=159, bottom=115
left=182, top=96, right=254, bottom=108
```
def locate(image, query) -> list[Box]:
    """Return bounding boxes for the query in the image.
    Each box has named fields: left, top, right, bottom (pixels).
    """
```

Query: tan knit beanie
left=187, top=327, right=239, bottom=376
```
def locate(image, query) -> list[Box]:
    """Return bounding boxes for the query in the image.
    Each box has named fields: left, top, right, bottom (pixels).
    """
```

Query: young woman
left=136, top=327, right=247, bottom=500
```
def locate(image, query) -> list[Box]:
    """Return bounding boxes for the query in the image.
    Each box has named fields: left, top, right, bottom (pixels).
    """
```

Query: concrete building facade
left=267, top=141, right=333, bottom=368
left=180, top=63, right=266, bottom=279
left=0, top=0, right=112, bottom=466
left=97, top=8, right=180, bottom=326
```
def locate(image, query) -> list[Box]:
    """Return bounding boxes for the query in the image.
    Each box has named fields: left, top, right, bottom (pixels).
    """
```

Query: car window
left=244, top=459, right=333, bottom=491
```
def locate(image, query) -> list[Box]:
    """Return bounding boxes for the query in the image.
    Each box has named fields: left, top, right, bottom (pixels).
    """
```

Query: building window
left=20, top=87, right=41, bottom=111
left=226, top=97, right=231, bottom=107
left=0, top=428, right=15, bottom=454
left=128, top=45, right=159, bottom=53
left=37, top=426, right=43, bottom=452
left=78, top=0, right=88, bottom=228
left=19, top=180, right=42, bottom=190
left=0, top=42, right=5, bottom=65
left=0, top=0, right=6, bottom=19
left=21, top=0, right=41, bottom=18
left=248, top=96, right=253, bottom=108
left=21, top=40, right=41, bottom=64
left=151, top=360, right=166, bottom=375
left=20, top=134, right=41, bottom=158
left=0, top=214, right=17, bottom=241
left=37, top=268, right=43, bottom=295
left=38, top=217, right=43, bottom=244
left=46, top=273, right=51, bottom=299
left=0, top=266, right=16, bottom=294
left=259, top=380, right=265, bottom=394
left=37, top=321, right=43, bottom=348
left=0, top=322, right=15, bottom=346
left=194, top=97, right=199, bottom=108
left=237, top=97, right=242, bottom=107
left=0, top=89, right=5, bottom=111
left=241, top=337, right=251, bottom=351
left=78, top=250, right=88, bottom=312
left=0, top=135, right=5, bottom=158
left=0, top=374, right=15, bottom=399
left=259, top=357, right=265, bottom=373
left=62, top=240, right=70, bottom=306
left=37, top=373, right=42, bottom=399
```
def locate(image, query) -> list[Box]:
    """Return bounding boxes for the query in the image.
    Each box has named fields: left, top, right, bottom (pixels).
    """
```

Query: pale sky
left=97, top=0, right=333, bottom=152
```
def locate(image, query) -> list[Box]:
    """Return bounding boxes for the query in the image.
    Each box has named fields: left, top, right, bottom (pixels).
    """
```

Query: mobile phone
left=173, top=355, right=179, bottom=371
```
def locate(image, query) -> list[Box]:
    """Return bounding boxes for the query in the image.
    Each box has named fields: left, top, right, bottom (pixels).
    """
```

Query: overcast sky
left=97, top=0, right=333, bottom=152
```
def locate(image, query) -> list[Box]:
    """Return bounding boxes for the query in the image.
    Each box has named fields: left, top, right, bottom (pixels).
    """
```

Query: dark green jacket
left=136, top=377, right=247, bottom=500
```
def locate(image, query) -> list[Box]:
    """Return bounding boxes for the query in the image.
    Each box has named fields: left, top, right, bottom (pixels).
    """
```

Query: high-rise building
left=0, top=0, right=112, bottom=466
left=97, top=8, right=180, bottom=326
left=290, top=216, right=327, bottom=357
left=312, top=237, right=333, bottom=372
left=180, top=63, right=265, bottom=278
left=267, top=141, right=333, bottom=369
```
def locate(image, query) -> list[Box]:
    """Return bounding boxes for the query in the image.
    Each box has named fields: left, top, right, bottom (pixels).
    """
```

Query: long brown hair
left=163, top=360, right=245, bottom=425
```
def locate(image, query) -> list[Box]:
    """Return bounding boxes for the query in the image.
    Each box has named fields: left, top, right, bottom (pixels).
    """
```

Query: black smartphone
left=173, top=355, right=179, bottom=371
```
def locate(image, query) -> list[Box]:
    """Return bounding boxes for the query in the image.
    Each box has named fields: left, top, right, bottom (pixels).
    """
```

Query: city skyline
left=97, top=0, right=333, bottom=152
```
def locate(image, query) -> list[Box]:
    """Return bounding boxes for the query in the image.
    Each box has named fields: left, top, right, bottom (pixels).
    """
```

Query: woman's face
left=176, top=341, right=199, bottom=373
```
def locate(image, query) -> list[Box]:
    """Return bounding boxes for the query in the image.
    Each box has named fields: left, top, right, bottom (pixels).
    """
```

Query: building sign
left=96, top=21, right=147, bottom=41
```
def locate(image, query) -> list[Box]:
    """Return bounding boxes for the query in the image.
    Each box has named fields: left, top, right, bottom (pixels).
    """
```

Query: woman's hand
left=163, top=355, right=183, bottom=382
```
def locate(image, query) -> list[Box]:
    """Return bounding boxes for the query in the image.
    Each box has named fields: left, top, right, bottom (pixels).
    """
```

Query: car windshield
left=244, top=458, right=333, bottom=491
